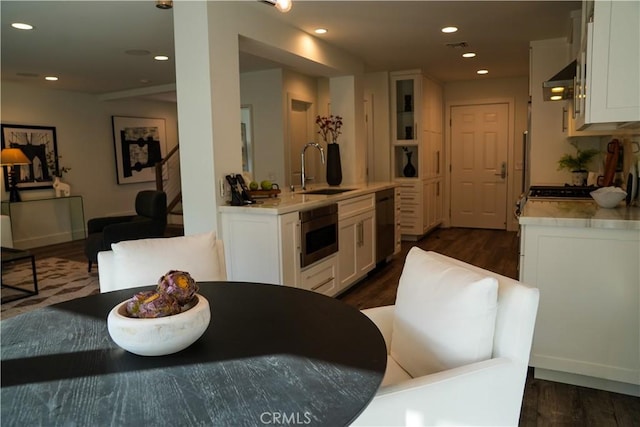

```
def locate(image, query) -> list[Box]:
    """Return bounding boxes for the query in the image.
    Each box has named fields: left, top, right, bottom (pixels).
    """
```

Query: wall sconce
left=261, top=0, right=293, bottom=13
left=1, top=148, right=31, bottom=202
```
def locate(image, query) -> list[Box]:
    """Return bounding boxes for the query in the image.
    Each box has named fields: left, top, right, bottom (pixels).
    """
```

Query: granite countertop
left=519, top=199, right=640, bottom=230
left=218, top=182, right=397, bottom=215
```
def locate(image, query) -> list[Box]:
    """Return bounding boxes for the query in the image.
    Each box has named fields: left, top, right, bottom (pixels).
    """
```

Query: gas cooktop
left=528, top=185, right=597, bottom=199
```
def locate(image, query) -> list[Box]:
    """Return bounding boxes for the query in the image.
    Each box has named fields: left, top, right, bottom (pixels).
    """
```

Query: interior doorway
left=450, top=103, right=509, bottom=229
left=288, top=97, right=320, bottom=188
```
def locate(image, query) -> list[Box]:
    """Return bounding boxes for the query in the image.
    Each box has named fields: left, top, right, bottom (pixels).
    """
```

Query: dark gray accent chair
left=84, top=190, right=167, bottom=272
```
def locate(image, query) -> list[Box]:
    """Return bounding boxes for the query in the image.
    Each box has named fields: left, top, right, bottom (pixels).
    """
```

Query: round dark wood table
left=1, top=282, right=386, bottom=426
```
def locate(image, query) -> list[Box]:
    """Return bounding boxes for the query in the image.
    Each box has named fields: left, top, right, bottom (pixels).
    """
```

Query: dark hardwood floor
left=23, top=226, right=640, bottom=426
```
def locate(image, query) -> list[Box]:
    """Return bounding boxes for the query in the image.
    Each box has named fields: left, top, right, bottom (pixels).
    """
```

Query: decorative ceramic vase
left=403, top=152, right=416, bottom=177
left=326, top=143, right=343, bottom=186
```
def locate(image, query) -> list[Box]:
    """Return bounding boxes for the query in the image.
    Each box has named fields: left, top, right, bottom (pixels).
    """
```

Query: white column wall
left=330, top=75, right=367, bottom=185
left=172, top=1, right=365, bottom=235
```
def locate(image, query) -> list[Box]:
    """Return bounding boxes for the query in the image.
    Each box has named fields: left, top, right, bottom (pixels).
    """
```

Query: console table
left=1, top=247, right=38, bottom=303
left=1, top=196, right=85, bottom=249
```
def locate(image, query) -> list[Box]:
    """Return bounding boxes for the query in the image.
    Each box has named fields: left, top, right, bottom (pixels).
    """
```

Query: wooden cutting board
left=600, top=139, right=620, bottom=187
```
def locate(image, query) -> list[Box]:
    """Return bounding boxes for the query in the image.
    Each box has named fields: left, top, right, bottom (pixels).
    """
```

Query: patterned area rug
left=1, top=257, right=100, bottom=320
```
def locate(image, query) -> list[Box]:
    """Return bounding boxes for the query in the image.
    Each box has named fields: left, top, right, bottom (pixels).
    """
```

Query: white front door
left=450, top=103, right=509, bottom=229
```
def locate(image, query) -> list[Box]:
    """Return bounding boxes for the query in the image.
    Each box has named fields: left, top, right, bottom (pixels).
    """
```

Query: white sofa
left=352, top=249, right=540, bottom=427
left=97, top=232, right=227, bottom=293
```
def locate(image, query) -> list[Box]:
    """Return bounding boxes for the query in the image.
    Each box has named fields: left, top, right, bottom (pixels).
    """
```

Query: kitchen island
left=519, top=199, right=640, bottom=396
left=219, top=182, right=398, bottom=297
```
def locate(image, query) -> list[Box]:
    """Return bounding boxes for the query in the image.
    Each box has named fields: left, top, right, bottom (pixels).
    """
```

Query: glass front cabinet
left=391, top=70, right=444, bottom=239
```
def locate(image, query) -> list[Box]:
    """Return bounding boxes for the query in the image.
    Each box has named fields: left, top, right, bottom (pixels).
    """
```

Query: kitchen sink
left=303, top=188, right=356, bottom=195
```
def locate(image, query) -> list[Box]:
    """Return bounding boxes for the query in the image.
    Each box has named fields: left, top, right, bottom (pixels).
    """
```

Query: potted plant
left=557, top=141, right=599, bottom=186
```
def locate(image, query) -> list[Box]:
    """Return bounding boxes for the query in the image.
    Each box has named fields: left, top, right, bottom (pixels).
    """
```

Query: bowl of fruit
left=107, top=270, right=210, bottom=356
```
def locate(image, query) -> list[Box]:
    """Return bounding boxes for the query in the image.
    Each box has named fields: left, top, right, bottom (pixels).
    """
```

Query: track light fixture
left=156, top=1, right=173, bottom=10
left=260, top=0, right=293, bottom=13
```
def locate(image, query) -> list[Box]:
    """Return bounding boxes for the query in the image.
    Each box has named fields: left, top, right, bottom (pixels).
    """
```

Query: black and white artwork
left=1, top=124, right=58, bottom=191
left=112, top=116, right=167, bottom=184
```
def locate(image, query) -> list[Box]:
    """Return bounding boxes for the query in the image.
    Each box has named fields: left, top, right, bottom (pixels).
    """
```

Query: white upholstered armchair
left=352, top=248, right=539, bottom=427
left=97, top=231, right=227, bottom=293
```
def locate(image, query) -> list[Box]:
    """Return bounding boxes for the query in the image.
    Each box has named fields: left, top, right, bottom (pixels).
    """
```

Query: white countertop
left=519, top=199, right=640, bottom=230
left=218, top=182, right=397, bottom=215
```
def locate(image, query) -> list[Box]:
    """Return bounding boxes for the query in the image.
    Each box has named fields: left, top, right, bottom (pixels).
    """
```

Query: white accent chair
left=97, top=231, right=227, bottom=293
left=352, top=248, right=540, bottom=427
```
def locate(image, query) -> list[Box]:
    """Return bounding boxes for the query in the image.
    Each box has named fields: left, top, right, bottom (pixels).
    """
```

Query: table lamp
left=1, top=147, right=31, bottom=202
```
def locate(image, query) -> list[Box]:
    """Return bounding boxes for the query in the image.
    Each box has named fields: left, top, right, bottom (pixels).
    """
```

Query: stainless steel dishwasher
left=375, top=188, right=395, bottom=263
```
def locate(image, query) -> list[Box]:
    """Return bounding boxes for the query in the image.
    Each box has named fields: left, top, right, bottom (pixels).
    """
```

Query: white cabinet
left=563, top=102, right=613, bottom=137
left=221, top=211, right=300, bottom=287
left=394, top=187, right=402, bottom=254
left=520, top=223, right=640, bottom=395
left=574, top=0, right=640, bottom=129
left=337, top=194, right=376, bottom=292
left=397, top=181, right=422, bottom=236
left=300, top=254, right=337, bottom=297
left=391, top=70, right=444, bottom=240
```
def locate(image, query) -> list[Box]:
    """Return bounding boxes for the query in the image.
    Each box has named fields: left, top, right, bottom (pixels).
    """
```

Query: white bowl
left=590, top=186, right=627, bottom=209
left=107, top=294, right=210, bottom=356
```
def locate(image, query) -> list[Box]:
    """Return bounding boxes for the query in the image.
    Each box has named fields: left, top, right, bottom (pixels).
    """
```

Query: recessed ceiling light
left=550, top=95, right=563, bottom=101
left=462, top=52, right=476, bottom=58
left=551, top=87, right=565, bottom=93
left=45, top=76, right=59, bottom=81
left=154, top=55, right=169, bottom=61
left=477, top=69, right=489, bottom=75
left=275, top=0, right=292, bottom=13
left=140, top=79, right=151, bottom=84
left=441, top=26, right=458, bottom=33
left=11, top=22, right=33, bottom=30
left=314, top=28, right=328, bottom=35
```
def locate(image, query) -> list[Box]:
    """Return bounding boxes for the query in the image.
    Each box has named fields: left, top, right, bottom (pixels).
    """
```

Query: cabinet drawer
left=338, top=194, right=375, bottom=219
left=300, top=254, right=337, bottom=297
left=399, top=206, right=420, bottom=218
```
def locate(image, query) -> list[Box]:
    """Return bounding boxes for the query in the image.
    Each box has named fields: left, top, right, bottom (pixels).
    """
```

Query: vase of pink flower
left=316, top=115, right=343, bottom=186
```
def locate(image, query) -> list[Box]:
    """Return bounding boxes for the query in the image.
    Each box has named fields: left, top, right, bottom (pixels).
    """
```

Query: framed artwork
left=1, top=124, right=58, bottom=191
left=112, top=116, right=167, bottom=185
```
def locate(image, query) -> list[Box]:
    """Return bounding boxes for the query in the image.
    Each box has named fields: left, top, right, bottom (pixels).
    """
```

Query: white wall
left=444, top=76, right=529, bottom=231
left=173, top=1, right=365, bottom=235
left=529, top=38, right=574, bottom=185
left=1, top=81, right=178, bottom=246
left=240, top=69, right=285, bottom=185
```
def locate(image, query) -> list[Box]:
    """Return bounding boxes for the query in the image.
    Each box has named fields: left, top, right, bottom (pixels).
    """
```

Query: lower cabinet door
left=300, top=254, right=338, bottom=297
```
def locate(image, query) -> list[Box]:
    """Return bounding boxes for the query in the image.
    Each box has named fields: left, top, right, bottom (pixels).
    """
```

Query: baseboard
left=534, top=368, right=640, bottom=397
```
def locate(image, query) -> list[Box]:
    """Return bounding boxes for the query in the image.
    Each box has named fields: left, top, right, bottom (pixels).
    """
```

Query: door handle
left=494, top=162, right=506, bottom=179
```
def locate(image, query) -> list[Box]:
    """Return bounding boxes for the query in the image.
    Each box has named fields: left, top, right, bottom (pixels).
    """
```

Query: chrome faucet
left=301, top=142, right=325, bottom=190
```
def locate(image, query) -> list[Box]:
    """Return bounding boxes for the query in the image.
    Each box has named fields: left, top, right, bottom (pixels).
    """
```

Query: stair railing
left=155, top=144, right=182, bottom=215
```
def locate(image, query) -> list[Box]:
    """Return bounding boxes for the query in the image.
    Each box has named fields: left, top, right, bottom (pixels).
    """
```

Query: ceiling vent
left=445, top=41, right=469, bottom=49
